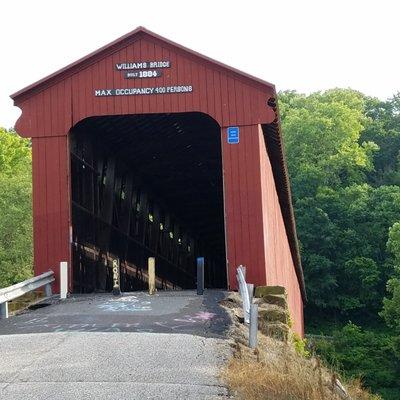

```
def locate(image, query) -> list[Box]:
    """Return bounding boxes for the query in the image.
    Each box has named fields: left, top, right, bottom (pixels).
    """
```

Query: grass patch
left=220, top=294, right=380, bottom=400
left=222, top=336, right=380, bottom=400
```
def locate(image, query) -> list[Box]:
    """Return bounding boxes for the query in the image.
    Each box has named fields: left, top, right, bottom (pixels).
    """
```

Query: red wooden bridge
left=10, top=27, right=305, bottom=335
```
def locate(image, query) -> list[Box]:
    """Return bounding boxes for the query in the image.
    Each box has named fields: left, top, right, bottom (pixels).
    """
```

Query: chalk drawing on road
left=173, top=311, right=216, bottom=324
left=108, top=296, right=138, bottom=302
left=154, top=321, right=199, bottom=331
left=97, top=299, right=152, bottom=312
left=17, top=317, right=49, bottom=325
left=193, top=311, right=216, bottom=320
left=16, top=321, right=142, bottom=333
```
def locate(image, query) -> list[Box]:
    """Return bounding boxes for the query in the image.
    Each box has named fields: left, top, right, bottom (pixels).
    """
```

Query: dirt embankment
left=220, top=292, right=380, bottom=400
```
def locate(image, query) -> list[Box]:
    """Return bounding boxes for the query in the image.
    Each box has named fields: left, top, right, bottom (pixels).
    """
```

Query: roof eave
left=261, top=99, right=307, bottom=302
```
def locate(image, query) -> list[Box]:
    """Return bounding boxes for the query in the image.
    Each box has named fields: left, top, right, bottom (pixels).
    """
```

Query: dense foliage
left=280, top=90, right=400, bottom=398
left=0, top=128, right=32, bottom=288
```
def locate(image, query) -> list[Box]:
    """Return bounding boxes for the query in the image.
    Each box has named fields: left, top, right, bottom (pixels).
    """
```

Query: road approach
left=0, top=290, right=233, bottom=400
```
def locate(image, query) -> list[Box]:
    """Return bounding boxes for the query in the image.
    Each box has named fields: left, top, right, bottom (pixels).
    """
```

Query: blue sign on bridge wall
left=227, top=126, right=239, bottom=144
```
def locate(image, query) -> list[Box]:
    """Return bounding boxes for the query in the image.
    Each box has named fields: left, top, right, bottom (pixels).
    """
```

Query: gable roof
left=11, top=26, right=274, bottom=102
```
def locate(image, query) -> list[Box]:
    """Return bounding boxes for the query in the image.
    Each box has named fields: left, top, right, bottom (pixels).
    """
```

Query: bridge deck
left=0, top=290, right=231, bottom=337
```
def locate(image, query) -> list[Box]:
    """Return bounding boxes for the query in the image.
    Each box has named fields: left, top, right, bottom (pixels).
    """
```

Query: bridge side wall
left=31, top=136, right=71, bottom=293
left=222, top=124, right=267, bottom=289
left=258, top=125, right=304, bottom=336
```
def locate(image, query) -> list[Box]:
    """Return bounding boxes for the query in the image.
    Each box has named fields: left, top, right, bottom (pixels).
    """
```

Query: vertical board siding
left=31, top=136, right=70, bottom=293
left=14, top=33, right=303, bottom=333
left=17, top=37, right=275, bottom=130
left=222, top=125, right=267, bottom=288
left=258, top=125, right=304, bottom=336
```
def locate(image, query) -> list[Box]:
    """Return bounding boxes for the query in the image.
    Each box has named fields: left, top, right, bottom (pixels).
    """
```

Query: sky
left=1, top=0, right=399, bottom=129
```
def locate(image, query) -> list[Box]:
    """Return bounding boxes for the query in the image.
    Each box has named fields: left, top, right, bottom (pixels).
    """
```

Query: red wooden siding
left=221, top=125, right=267, bottom=289
left=12, top=28, right=304, bottom=335
left=15, top=37, right=275, bottom=138
left=31, top=136, right=70, bottom=293
left=258, top=125, right=304, bottom=335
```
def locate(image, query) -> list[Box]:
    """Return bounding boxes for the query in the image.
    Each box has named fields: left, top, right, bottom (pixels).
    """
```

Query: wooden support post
left=0, top=302, right=8, bottom=319
left=197, top=257, right=204, bottom=295
left=102, top=157, right=116, bottom=225
left=112, top=259, right=121, bottom=296
left=98, top=156, right=116, bottom=255
left=173, top=223, right=180, bottom=266
left=153, top=204, right=161, bottom=252
left=140, top=191, right=148, bottom=245
left=148, top=257, right=156, bottom=295
left=124, top=174, right=135, bottom=236
left=164, top=214, right=172, bottom=260
left=113, top=172, right=123, bottom=226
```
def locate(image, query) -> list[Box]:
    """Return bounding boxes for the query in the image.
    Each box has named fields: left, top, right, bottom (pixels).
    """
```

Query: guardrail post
left=237, top=266, right=250, bottom=324
left=60, top=261, right=68, bottom=299
left=0, top=302, right=8, bottom=319
left=44, top=282, right=52, bottom=297
left=247, top=283, right=254, bottom=304
left=249, top=303, right=258, bottom=349
left=197, top=257, right=204, bottom=295
left=148, top=257, right=156, bottom=295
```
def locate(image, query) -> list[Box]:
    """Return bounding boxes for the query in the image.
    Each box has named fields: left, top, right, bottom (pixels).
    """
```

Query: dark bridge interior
left=70, top=112, right=227, bottom=293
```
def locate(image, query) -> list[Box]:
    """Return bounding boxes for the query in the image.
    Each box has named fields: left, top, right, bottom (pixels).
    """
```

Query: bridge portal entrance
left=70, top=112, right=227, bottom=292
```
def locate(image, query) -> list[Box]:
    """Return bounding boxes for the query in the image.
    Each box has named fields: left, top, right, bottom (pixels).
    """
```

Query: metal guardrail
left=236, top=265, right=258, bottom=349
left=237, top=265, right=250, bottom=323
left=0, top=271, right=55, bottom=319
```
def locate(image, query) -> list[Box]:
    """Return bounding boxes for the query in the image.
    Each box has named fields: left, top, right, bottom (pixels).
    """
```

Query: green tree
left=0, top=128, right=31, bottom=174
left=279, top=90, right=400, bottom=398
left=280, top=90, right=400, bottom=318
left=361, top=93, right=400, bottom=186
left=315, top=323, right=400, bottom=399
left=280, top=89, right=378, bottom=196
left=381, top=276, right=400, bottom=333
left=380, top=223, right=400, bottom=364
left=294, top=183, right=400, bottom=315
left=0, top=128, right=33, bottom=288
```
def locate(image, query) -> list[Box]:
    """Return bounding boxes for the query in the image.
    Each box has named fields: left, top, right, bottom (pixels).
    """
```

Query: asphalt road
left=0, top=290, right=231, bottom=336
left=0, top=290, right=233, bottom=399
left=0, top=331, right=231, bottom=399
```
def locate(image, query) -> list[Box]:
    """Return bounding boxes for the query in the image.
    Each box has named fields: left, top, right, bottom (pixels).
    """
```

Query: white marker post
left=60, top=261, right=68, bottom=299
left=148, top=257, right=156, bottom=295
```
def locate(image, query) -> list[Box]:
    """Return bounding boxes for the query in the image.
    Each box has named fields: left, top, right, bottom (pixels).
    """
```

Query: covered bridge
left=10, top=27, right=305, bottom=334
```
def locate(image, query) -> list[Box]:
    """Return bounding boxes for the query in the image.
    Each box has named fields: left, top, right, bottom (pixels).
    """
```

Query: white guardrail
left=0, top=271, right=55, bottom=319
left=236, top=265, right=258, bottom=348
